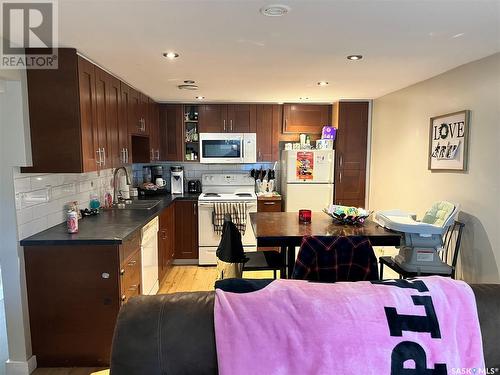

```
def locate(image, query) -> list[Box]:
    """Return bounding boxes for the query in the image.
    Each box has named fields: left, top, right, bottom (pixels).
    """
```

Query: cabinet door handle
left=101, top=148, right=106, bottom=166
left=156, top=150, right=160, bottom=160
left=127, top=260, right=137, bottom=267
left=339, top=171, right=342, bottom=183
left=193, top=203, right=197, bottom=215
left=258, top=150, right=262, bottom=161
left=223, top=120, right=226, bottom=132
left=264, top=202, right=276, bottom=205
left=96, top=149, right=102, bottom=165
left=339, top=154, right=343, bottom=168
left=230, top=119, right=233, bottom=131
left=128, top=284, right=138, bottom=292
left=126, top=148, right=129, bottom=163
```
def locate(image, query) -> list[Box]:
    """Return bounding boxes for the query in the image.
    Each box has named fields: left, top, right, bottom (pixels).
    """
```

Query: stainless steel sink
left=112, top=200, right=161, bottom=210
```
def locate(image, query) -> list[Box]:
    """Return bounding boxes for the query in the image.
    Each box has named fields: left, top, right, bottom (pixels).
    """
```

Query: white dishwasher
left=141, top=217, right=159, bottom=295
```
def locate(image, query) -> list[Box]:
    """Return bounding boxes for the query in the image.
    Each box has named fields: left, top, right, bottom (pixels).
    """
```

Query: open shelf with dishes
left=183, top=105, right=199, bottom=162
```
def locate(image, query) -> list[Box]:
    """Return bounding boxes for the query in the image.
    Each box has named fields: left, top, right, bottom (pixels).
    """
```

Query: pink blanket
left=214, top=277, right=484, bottom=375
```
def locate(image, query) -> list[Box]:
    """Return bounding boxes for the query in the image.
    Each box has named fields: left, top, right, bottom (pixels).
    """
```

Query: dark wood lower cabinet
left=174, top=200, right=199, bottom=259
left=23, top=232, right=141, bottom=367
left=158, top=203, right=175, bottom=282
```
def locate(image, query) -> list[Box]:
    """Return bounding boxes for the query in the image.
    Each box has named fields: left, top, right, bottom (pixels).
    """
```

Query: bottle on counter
left=67, top=210, right=79, bottom=234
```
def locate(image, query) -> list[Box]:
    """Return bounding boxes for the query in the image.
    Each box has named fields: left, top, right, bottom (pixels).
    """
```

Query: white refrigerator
left=281, top=149, right=335, bottom=212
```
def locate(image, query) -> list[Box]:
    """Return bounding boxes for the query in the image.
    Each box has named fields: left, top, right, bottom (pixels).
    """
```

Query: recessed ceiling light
left=163, top=52, right=179, bottom=59
left=347, top=55, right=363, bottom=61
left=260, top=4, right=290, bottom=17
left=184, top=80, right=195, bottom=84
left=299, top=97, right=309, bottom=100
left=178, top=84, right=198, bottom=90
left=195, top=96, right=205, bottom=100
left=317, top=81, right=329, bottom=86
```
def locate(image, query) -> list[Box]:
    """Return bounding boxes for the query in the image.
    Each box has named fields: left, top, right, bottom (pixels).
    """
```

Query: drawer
left=258, top=200, right=282, bottom=212
left=120, top=230, right=141, bottom=266
left=120, top=249, right=141, bottom=304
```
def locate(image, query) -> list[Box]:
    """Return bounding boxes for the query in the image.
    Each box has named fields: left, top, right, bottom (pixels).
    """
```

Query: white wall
left=0, top=73, right=37, bottom=374
left=370, top=53, right=500, bottom=283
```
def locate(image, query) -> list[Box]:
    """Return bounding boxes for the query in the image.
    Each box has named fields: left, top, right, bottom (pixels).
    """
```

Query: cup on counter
left=155, top=178, right=167, bottom=187
left=299, top=209, right=312, bottom=223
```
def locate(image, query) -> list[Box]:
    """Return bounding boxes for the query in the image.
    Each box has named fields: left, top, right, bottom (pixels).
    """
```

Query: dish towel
left=213, top=202, right=248, bottom=236
left=214, top=276, right=485, bottom=375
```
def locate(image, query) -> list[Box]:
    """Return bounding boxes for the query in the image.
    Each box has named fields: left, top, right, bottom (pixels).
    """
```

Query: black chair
left=379, top=220, right=465, bottom=280
left=243, top=250, right=286, bottom=279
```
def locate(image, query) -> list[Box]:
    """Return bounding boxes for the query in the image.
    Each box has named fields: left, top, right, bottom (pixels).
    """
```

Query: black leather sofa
left=110, top=284, right=500, bottom=374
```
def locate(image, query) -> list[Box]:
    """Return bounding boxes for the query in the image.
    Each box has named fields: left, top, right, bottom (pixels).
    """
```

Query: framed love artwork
left=428, top=110, right=470, bottom=171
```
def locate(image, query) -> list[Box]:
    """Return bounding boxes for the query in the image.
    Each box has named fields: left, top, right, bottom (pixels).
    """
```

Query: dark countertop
left=20, top=193, right=200, bottom=246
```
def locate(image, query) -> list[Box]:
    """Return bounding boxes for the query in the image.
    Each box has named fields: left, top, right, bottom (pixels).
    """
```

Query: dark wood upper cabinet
left=255, top=104, right=281, bottom=162
left=174, top=200, right=199, bottom=260
left=283, top=104, right=332, bottom=134
left=148, top=99, right=160, bottom=161
left=23, top=48, right=158, bottom=172
left=77, top=56, right=100, bottom=173
left=198, top=104, right=256, bottom=133
left=334, top=101, right=369, bottom=208
left=118, top=83, right=131, bottom=165
left=198, top=104, right=226, bottom=132
left=226, top=104, right=256, bottom=133
left=159, top=104, right=184, bottom=161
left=95, top=67, right=122, bottom=169
left=22, top=49, right=95, bottom=173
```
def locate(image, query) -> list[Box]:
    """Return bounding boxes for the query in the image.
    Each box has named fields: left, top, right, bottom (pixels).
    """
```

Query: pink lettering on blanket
left=214, top=276, right=484, bottom=375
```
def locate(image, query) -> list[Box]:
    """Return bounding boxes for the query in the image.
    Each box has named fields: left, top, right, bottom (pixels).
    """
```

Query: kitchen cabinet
left=199, top=104, right=256, bottom=133
left=118, top=82, right=131, bottom=165
left=257, top=195, right=282, bottom=252
left=334, top=101, right=369, bottom=208
left=23, top=49, right=98, bottom=173
left=159, top=104, right=184, bottom=161
left=174, top=200, right=199, bottom=259
left=149, top=99, right=161, bottom=161
left=23, top=231, right=142, bottom=366
left=23, top=48, right=158, bottom=172
left=158, top=204, right=175, bottom=282
left=95, top=67, right=122, bottom=169
left=255, top=104, right=281, bottom=161
left=283, top=103, right=331, bottom=134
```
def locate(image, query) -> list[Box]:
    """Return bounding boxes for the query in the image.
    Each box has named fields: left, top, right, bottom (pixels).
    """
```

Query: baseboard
left=172, top=259, right=199, bottom=265
left=5, top=355, right=37, bottom=375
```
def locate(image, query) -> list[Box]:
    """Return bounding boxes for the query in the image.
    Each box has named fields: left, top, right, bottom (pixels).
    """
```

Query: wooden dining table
left=250, top=211, right=401, bottom=278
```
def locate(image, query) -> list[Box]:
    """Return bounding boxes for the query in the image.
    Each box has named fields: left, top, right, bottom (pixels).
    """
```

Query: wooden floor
left=33, top=266, right=275, bottom=374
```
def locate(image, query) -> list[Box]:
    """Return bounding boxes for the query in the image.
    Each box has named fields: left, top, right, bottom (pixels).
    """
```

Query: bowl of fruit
left=323, top=205, right=372, bottom=225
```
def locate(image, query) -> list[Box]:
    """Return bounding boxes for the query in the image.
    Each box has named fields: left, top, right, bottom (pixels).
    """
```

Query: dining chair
left=379, top=221, right=465, bottom=280
left=291, top=236, right=379, bottom=282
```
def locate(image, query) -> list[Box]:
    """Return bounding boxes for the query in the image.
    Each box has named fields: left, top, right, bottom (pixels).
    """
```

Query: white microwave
left=199, top=133, right=256, bottom=164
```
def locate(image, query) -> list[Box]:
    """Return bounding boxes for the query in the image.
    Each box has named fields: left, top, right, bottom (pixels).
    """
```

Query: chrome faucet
left=113, top=167, right=131, bottom=205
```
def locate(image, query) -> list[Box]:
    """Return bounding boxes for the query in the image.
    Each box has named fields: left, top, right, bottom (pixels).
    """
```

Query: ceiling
left=54, top=0, right=500, bottom=102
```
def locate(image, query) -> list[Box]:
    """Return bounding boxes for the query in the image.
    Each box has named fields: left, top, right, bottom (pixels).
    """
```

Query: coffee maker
left=170, top=166, right=184, bottom=194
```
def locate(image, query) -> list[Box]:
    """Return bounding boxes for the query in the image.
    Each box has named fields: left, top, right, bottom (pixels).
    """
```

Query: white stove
left=198, top=173, right=257, bottom=265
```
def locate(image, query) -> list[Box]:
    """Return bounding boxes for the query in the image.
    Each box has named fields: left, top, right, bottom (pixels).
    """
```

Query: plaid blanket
left=213, top=202, right=248, bottom=236
left=292, top=236, right=378, bottom=282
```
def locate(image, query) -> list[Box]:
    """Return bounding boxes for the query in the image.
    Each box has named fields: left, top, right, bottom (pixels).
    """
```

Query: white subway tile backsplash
left=16, top=207, right=33, bottom=225
left=14, top=168, right=115, bottom=240
left=19, top=217, right=47, bottom=240
left=14, top=177, right=31, bottom=193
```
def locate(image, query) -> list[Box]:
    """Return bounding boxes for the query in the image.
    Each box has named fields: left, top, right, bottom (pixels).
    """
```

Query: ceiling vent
left=178, top=84, right=199, bottom=90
